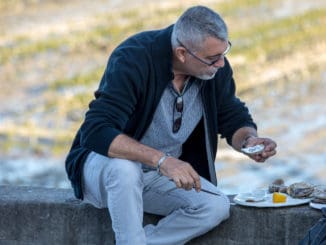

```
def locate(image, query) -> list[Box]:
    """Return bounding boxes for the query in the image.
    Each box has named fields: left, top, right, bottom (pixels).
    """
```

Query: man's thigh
left=82, top=151, right=143, bottom=208
left=142, top=171, right=229, bottom=216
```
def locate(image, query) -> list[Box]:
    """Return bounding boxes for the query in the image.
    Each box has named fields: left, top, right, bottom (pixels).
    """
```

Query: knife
left=169, top=179, right=220, bottom=196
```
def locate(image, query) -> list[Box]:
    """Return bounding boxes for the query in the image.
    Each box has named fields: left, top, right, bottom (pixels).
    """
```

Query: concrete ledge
left=0, top=186, right=322, bottom=245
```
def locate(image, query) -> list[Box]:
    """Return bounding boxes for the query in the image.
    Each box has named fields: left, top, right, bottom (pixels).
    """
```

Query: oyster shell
left=311, top=185, right=326, bottom=204
left=273, top=178, right=285, bottom=185
left=268, top=178, right=288, bottom=193
left=312, top=195, right=326, bottom=204
left=287, top=182, right=314, bottom=198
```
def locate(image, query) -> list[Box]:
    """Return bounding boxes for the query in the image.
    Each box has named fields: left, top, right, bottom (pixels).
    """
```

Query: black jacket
left=65, top=25, right=256, bottom=199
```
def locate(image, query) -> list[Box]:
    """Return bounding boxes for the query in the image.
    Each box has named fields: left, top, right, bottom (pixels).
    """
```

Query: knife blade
left=169, top=179, right=220, bottom=196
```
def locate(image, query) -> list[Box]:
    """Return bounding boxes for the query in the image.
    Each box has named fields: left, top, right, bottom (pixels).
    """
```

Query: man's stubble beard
left=195, top=68, right=219, bottom=80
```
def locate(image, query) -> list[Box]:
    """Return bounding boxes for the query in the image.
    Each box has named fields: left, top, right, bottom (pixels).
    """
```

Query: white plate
left=234, top=193, right=311, bottom=208
left=235, top=192, right=266, bottom=202
left=310, top=202, right=326, bottom=210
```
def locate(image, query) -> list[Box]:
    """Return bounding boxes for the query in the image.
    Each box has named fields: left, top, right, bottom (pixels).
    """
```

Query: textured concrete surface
left=0, top=186, right=322, bottom=245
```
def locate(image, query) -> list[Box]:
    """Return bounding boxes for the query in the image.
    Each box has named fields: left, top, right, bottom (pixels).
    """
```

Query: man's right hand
left=159, top=157, right=201, bottom=192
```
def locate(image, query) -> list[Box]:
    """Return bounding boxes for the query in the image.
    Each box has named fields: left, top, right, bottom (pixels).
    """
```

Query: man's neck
left=172, top=74, right=189, bottom=93
left=171, top=49, right=192, bottom=93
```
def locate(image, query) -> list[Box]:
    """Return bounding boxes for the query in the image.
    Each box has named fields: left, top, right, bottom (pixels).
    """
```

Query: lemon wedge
left=273, top=192, right=287, bottom=203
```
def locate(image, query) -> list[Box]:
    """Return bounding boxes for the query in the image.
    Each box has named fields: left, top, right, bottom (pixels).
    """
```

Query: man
left=66, top=5, right=277, bottom=244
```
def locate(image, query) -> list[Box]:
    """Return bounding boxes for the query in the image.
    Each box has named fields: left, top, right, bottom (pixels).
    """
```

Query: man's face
left=180, top=37, right=230, bottom=80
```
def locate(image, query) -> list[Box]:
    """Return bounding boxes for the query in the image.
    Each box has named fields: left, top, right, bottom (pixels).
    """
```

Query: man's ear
left=175, top=47, right=186, bottom=63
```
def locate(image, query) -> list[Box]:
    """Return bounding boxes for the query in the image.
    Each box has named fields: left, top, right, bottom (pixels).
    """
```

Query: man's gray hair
left=171, top=6, right=228, bottom=51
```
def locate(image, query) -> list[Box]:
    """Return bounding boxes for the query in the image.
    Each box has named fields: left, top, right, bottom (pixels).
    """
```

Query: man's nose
left=213, top=57, right=225, bottom=68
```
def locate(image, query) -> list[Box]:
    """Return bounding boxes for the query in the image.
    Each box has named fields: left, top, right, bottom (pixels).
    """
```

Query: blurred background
left=0, top=0, right=325, bottom=194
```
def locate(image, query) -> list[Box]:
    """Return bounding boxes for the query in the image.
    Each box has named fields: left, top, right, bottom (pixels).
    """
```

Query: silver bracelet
left=156, top=153, right=170, bottom=174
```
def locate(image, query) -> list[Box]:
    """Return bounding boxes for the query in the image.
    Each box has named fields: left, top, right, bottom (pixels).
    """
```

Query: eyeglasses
left=173, top=95, right=183, bottom=133
left=177, top=38, right=232, bottom=66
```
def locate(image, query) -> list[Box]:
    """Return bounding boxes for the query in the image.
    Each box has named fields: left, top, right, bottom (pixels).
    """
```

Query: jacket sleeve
left=79, top=46, right=149, bottom=156
left=216, top=59, right=257, bottom=146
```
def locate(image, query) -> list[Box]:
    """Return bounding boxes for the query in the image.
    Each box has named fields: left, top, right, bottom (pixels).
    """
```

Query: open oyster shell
left=268, top=178, right=288, bottom=193
left=311, top=185, right=326, bottom=204
left=287, top=182, right=314, bottom=198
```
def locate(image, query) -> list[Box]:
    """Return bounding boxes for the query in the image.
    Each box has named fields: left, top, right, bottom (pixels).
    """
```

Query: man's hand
left=159, top=157, right=201, bottom=192
left=243, top=136, right=277, bottom=162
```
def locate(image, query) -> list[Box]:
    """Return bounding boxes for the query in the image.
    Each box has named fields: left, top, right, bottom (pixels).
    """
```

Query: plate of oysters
left=234, top=179, right=317, bottom=208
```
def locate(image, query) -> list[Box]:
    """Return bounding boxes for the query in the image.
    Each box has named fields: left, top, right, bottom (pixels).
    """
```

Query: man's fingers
left=193, top=177, right=201, bottom=192
left=172, top=175, right=191, bottom=189
left=262, top=150, right=276, bottom=158
left=172, top=173, right=201, bottom=191
left=188, top=171, right=201, bottom=192
left=167, top=161, right=201, bottom=191
left=184, top=166, right=201, bottom=191
left=178, top=176, right=190, bottom=190
left=174, top=178, right=182, bottom=188
left=248, top=147, right=276, bottom=162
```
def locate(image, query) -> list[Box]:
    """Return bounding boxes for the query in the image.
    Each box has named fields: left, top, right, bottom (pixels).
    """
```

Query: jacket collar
left=151, top=25, right=175, bottom=83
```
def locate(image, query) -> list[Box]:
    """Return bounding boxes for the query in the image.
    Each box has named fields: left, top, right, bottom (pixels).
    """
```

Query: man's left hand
left=243, top=136, right=277, bottom=162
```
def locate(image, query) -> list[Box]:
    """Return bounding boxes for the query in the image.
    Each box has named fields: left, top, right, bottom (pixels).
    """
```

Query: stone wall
left=0, top=186, right=322, bottom=245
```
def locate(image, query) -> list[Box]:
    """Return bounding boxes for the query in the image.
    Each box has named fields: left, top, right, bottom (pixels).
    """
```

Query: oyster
left=287, top=182, right=314, bottom=198
left=311, top=185, right=326, bottom=204
left=268, top=178, right=288, bottom=193
left=312, top=194, right=326, bottom=204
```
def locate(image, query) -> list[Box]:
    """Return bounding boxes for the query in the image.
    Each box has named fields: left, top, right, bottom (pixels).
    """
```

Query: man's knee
left=202, top=195, right=230, bottom=230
